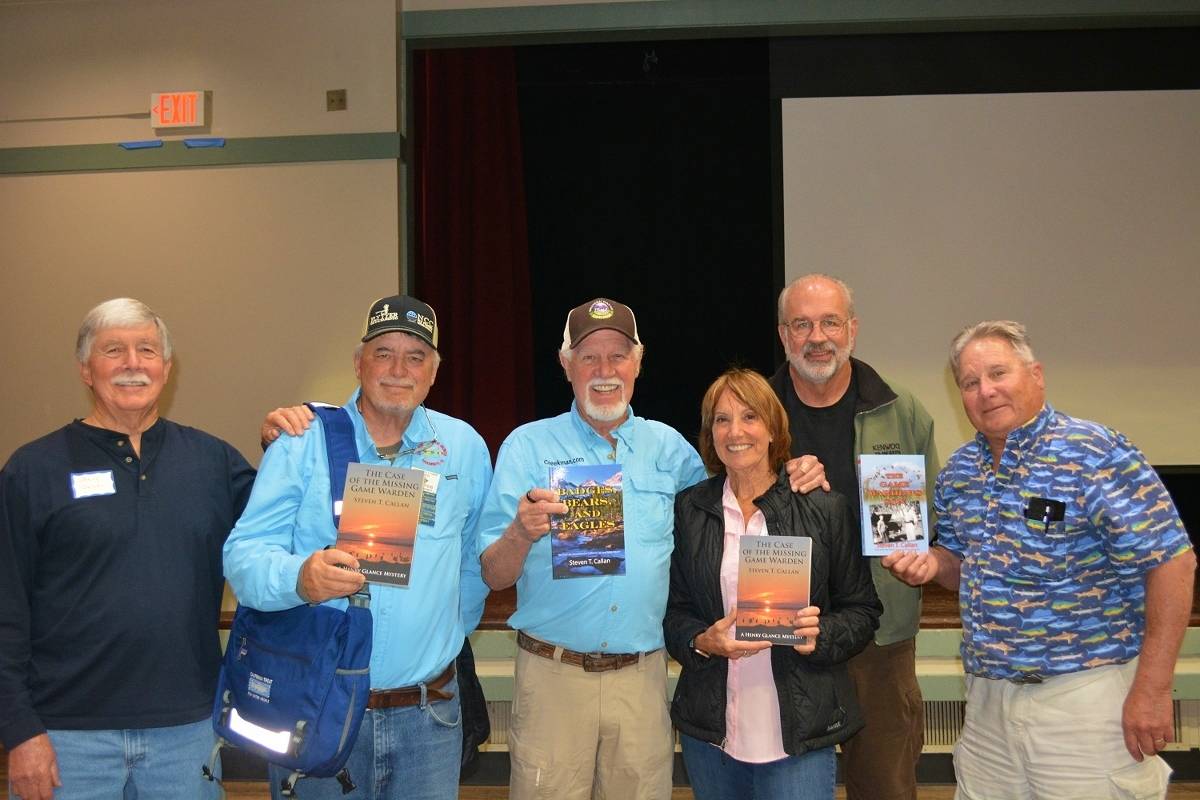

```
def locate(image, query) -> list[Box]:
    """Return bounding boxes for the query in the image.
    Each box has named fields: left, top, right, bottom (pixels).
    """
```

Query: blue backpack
left=206, top=404, right=371, bottom=797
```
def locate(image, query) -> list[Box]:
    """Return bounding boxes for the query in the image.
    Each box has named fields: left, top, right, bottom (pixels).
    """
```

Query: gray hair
left=777, top=274, right=856, bottom=323
left=949, top=320, right=1037, bottom=381
left=75, top=298, right=172, bottom=363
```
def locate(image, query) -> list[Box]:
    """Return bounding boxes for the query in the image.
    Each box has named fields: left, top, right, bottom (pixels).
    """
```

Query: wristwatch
left=689, top=635, right=710, bottom=659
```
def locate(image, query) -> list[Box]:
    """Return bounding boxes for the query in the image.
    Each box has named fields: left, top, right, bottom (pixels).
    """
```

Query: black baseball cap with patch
left=361, top=295, right=438, bottom=349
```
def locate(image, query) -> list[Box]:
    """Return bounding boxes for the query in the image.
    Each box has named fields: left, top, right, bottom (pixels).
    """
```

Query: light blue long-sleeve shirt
left=224, top=389, right=492, bottom=687
left=476, top=404, right=706, bottom=653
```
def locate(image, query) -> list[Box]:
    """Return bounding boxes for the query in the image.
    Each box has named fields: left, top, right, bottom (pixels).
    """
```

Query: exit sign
left=151, top=91, right=206, bottom=128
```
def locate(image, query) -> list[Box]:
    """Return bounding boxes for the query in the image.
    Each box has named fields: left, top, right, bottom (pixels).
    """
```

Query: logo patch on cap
left=369, top=304, right=400, bottom=326
left=406, top=309, right=435, bottom=334
left=588, top=300, right=614, bottom=320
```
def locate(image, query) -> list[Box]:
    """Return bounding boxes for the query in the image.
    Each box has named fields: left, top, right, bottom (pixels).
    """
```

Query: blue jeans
left=40, top=718, right=219, bottom=800
left=268, top=675, right=462, bottom=800
left=681, top=733, right=836, bottom=800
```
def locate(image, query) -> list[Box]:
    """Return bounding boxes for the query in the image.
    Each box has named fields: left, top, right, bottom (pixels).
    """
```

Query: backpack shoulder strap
left=306, top=402, right=356, bottom=528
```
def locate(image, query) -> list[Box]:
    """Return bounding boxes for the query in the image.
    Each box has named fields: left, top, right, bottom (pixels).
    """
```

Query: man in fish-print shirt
left=884, top=320, right=1193, bottom=800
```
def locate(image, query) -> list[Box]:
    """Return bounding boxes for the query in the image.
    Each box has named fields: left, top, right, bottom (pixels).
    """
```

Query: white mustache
left=112, top=372, right=151, bottom=386
left=803, top=343, right=834, bottom=357
left=588, top=377, right=625, bottom=390
left=380, top=379, right=416, bottom=389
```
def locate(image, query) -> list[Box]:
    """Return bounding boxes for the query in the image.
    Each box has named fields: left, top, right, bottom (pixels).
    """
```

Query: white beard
left=786, top=336, right=854, bottom=385
left=581, top=378, right=629, bottom=422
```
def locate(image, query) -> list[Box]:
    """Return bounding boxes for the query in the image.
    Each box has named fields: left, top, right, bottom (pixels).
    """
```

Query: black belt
left=1007, top=674, right=1044, bottom=685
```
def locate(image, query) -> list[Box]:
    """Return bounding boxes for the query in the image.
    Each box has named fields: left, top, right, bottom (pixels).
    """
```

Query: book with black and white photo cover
left=736, top=535, right=812, bottom=645
left=335, top=462, right=423, bottom=586
left=857, top=454, right=929, bottom=556
left=548, top=463, right=625, bottom=579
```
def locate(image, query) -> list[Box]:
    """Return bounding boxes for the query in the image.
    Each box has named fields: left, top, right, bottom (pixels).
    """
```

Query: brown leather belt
left=517, top=630, right=646, bottom=673
left=366, top=662, right=455, bottom=709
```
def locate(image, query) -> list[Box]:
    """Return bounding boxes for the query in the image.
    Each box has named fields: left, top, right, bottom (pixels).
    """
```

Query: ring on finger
left=525, top=490, right=536, bottom=503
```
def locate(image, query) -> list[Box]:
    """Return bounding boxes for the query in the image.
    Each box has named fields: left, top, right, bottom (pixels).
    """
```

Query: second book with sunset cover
left=335, top=462, right=423, bottom=586
left=736, top=535, right=812, bottom=645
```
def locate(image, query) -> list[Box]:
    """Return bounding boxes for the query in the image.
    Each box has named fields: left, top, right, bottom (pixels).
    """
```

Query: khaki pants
left=842, top=637, right=924, bottom=800
left=954, top=660, right=1172, bottom=800
left=508, top=643, right=674, bottom=800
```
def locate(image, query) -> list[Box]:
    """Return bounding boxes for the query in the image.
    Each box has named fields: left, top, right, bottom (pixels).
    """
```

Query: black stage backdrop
left=515, top=38, right=776, bottom=445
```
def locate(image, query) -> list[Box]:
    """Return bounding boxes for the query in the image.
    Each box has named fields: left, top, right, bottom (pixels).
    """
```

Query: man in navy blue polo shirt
left=0, top=298, right=255, bottom=800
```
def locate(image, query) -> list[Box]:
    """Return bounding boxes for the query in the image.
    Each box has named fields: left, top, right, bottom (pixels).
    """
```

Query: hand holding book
left=790, top=606, right=821, bottom=655
left=511, top=487, right=568, bottom=544
left=694, top=608, right=772, bottom=660
left=297, top=547, right=365, bottom=603
left=878, top=546, right=950, bottom=592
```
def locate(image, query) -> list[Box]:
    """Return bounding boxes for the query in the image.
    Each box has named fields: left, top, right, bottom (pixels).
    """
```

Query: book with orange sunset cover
left=335, top=462, right=423, bottom=587
left=735, top=535, right=811, bottom=645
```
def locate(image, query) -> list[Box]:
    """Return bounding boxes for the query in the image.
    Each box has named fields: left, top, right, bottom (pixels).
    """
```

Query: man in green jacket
left=769, top=273, right=938, bottom=800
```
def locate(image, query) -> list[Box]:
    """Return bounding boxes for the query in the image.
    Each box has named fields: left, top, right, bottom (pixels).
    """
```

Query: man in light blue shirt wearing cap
left=478, top=297, right=705, bottom=800
left=224, top=295, right=492, bottom=800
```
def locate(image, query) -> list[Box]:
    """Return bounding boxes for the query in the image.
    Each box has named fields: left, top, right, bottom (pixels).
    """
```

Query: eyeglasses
left=779, top=317, right=849, bottom=337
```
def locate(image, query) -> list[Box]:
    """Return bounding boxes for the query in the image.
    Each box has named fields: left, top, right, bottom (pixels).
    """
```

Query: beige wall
left=0, top=0, right=397, bottom=147
left=0, top=0, right=401, bottom=463
left=781, top=91, right=1200, bottom=464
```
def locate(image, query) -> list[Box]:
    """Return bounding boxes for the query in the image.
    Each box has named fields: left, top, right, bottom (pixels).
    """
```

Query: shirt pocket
left=1008, top=516, right=1090, bottom=582
left=624, top=472, right=677, bottom=545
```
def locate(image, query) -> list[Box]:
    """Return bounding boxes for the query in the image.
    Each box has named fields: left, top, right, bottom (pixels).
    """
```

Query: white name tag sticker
left=71, top=470, right=116, bottom=499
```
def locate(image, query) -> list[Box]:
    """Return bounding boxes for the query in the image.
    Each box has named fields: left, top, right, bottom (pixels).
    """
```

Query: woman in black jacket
left=664, top=368, right=881, bottom=800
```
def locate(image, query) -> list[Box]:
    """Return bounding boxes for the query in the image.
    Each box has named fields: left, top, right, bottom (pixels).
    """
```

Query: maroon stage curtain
left=412, top=47, right=534, bottom=457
